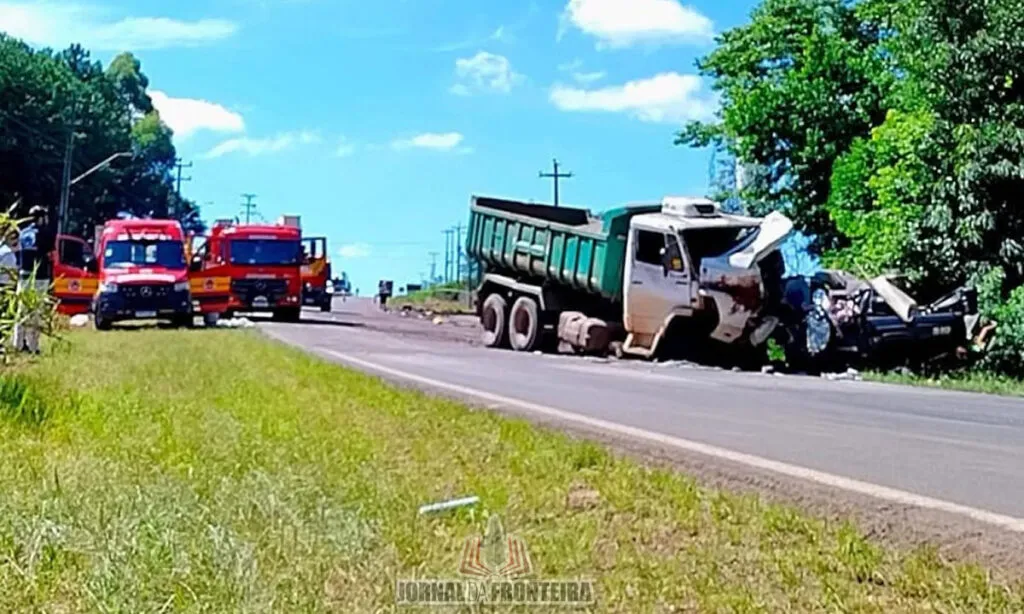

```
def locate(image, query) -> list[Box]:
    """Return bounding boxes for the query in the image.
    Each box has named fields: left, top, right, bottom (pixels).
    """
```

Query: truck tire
left=320, top=298, right=332, bottom=312
left=203, top=312, right=220, bottom=328
left=172, top=314, right=195, bottom=329
left=94, top=312, right=112, bottom=331
left=509, top=296, right=540, bottom=352
left=480, top=293, right=509, bottom=348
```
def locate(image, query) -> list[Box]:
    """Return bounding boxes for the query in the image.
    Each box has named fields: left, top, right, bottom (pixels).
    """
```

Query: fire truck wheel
left=320, top=300, right=332, bottom=313
left=94, top=312, right=112, bottom=331
left=172, top=314, right=195, bottom=329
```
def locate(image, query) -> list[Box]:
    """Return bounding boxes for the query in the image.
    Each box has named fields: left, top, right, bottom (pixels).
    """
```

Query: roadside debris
left=216, top=317, right=256, bottom=329
left=69, top=314, right=90, bottom=328
left=432, top=316, right=445, bottom=325
left=418, top=495, right=479, bottom=515
left=566, top=484, right=601, bottom=510
left=821, top=368, right=861, bottom=382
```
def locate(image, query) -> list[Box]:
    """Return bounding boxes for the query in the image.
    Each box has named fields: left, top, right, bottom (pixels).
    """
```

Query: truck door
left=52, top=235, right=98, bottom=315
left=624, top=227, right=693, bottom=337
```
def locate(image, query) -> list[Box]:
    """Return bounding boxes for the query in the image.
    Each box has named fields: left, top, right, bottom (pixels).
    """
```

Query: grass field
left=0, top=328, right=1020, bottom=612
left=391, top=284, right=474, bottom=315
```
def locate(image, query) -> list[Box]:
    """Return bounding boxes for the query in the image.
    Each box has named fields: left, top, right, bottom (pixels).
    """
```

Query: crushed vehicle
left=777, top=270, right=980, bottom=371
left=465, top=195, right=793, bottom=360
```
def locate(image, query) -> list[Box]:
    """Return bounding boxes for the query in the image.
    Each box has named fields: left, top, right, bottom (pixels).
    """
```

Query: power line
left=428, top=251, right=439, bottom=283
left=240, top=193, right=258, bottom=224
left=539, top=158, right=573, bottom=207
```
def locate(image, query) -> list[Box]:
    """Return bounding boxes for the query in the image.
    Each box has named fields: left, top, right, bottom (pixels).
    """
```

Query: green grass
left=392, top=283, right=474, bottom=315
left=0, top=329, right=1021, bottom=611
left=867, top=369, right=1024, bottom=397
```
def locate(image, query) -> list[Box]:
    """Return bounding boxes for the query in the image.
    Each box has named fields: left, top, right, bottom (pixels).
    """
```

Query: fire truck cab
left=301, top=236, right=333, bottom=312
left=92, top=219, right=193, bottom=330
left=191, top=219, right=303, bottom=321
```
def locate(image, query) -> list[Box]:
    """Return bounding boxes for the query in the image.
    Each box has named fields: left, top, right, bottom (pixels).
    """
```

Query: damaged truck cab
left=466, top=196, right=792, bottom=359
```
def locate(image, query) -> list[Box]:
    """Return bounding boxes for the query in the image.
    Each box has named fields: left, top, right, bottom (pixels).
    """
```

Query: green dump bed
left=466, top=196, right=660, bottom=302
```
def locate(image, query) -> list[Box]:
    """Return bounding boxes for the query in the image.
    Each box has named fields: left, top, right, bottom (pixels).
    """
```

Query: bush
left=980, top=285, right=1024, bottom=376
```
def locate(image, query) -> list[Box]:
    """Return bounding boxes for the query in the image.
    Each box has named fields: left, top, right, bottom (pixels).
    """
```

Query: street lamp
left=58, top=151, right=132, bottom=235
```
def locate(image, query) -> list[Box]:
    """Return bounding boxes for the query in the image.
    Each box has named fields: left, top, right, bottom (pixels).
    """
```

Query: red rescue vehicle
left=189, top=218, right=303, bottom=321
left=91, top=219, right=193, bottom=329
left=52, top=234, right=99, bottom=315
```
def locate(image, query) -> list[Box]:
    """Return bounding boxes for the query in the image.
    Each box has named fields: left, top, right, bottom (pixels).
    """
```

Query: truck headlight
left=99, top=281, right=118, bottom=293
left=174, top=281, right=189, bottom=292
left=325, top=281, right=335, bottom=294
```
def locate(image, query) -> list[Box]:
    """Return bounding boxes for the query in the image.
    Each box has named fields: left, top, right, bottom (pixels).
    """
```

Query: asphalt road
left=264, top=298, right=1024, bottom=523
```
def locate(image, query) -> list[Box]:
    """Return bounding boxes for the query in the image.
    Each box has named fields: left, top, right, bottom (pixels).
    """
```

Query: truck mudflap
left=699, top=212, right=794, bottom=344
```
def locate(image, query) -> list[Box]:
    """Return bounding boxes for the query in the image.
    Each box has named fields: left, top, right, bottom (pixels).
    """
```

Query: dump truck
left=466, top=196, right=793, bottom=359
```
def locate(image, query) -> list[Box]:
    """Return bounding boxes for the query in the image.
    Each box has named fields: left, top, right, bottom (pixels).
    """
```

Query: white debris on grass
left=216, top=317, right=256, bottom=329
left=418, top=496, right=479, bottom=515
left=69, top=314, right=90, bottom=328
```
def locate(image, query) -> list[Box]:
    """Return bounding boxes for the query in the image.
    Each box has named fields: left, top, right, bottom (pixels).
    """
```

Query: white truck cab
left=621, top=197, right=793, bottom=356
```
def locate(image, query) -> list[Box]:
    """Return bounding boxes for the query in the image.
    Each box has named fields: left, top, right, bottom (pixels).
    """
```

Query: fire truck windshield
left=104, top=240, right=186, bottom=269
left=230, top=239, right=300, bottom=266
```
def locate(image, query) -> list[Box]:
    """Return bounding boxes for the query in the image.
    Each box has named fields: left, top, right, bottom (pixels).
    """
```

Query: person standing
left=14, top=206, right=55, bottom=353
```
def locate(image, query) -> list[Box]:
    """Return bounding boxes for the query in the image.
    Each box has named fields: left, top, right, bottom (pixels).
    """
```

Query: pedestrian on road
left=14, top=205, right=55, bottom=354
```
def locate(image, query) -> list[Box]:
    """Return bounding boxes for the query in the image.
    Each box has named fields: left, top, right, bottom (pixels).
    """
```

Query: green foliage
left=681, top=0, right=1024, bottom=298
left=980, top=285, right=1024, bottom=376
left=0, top=35, right=202, bottom=237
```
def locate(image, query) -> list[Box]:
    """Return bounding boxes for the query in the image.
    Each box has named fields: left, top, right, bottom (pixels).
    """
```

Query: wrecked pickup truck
left=777, top=270, right=980, bottom=371
left=465, top=195, right=792, bottom=359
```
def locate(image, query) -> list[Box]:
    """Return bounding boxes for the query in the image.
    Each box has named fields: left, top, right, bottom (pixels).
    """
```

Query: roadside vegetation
left=391, top=281, right=474, bottom=315
left=0, top=328, right=1020, bottom=611
left=681, top=0, right=1024, bottom=391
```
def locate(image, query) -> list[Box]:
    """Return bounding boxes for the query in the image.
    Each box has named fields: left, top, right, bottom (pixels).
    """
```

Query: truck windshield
left=104, top=240, right=186, bottom=269
left=230, top=239, right=300, bottom=266
left=682, top=226, right=759, bottom=267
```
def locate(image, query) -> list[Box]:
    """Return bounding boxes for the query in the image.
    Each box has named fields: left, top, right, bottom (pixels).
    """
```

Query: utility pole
left=443, top=228, right=455, bottom=283
left=240, top=193, right=258, bottom=224
left=57, top=130, right=74, bottom=236
left=538, top=158, right=573, bottom=207
left=428, top=251, right=439, bottom=284
left=174, top=159, right=192, bottom=194
left=454, top=223, right=463, bottom=282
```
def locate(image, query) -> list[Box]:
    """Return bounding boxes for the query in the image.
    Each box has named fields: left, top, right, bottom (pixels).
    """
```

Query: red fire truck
left=301, top=236, right=333, bottom=312
left=189, top=218, right=303, bottom=321
left=90, top=219, right=193, bottom=330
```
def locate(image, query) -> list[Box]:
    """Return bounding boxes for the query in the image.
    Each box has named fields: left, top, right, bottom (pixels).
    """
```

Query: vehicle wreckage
left=776, top=271, right=982, bottom=371
left=464, top=194, right=982, bottom=370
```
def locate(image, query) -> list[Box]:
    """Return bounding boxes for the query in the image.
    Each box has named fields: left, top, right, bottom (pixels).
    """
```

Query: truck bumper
left=301, top=286, right=332, bottom=307
left=94, top=290, right=192, bottom=321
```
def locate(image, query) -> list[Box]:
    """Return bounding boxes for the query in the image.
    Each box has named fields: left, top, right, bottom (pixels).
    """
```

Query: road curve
left=263, top=298, right=1024, bottom=523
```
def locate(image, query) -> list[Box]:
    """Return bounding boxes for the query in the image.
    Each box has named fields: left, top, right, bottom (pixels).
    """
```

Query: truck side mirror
left=659, top=247, right=671, bottom=276
left=189, top=254, right=203, bottom=272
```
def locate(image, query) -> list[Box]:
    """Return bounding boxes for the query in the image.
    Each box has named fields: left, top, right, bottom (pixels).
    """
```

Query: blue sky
left=1, top=0, right=758, bottom=293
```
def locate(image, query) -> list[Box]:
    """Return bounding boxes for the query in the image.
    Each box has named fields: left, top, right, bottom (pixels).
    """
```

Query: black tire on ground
left=94, top=312, right=112, bottom=331
left=203, top=312, right=220, bottom=327
left=320, top=299, right=332, bottom=312
left=508, top=296, right=541, bottom=352
left=172, top=314, right=195, bottom=329
left=480, top=293, right=509, bottom=348
left=273, top=307, right=301, bottom=323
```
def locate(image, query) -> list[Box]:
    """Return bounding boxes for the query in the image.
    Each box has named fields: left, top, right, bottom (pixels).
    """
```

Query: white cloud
left=203, top=130, right=321, bottom=159
left=0, top=3, right=238, bottom=50
left=149, top=91, right=244, bottom=140
left=452, top=51, right=522, bottom=95
left=335, top=138, right=356, bottom=157
left=550, top=72, right=716, bottom=123
left=338, top=243, right=371, bottom=259
left=391, top=132, right=466, bottom=152
left=561, top=0, right=713, bottom=48
left=573, top=71, right=606, bottom=85
left=558, top=59, right=584, bottom=72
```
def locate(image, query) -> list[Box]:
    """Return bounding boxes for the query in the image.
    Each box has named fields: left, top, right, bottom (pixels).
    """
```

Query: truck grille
left=231, top=279, right=288, bottom=305
left=120, top=283, right=173, bottom=310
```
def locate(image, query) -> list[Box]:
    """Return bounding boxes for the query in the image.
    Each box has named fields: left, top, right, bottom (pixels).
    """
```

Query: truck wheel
left=509, top=296, right=540, bottom=352
left=172, top=314, right=195, bottom=329
left=320, top=299, right=332, bottom=313
left=94, top=312, right=112, bottom=331
left=480, top=294, right=509, bottom=348
left=203, top=312, right=220, bottom=328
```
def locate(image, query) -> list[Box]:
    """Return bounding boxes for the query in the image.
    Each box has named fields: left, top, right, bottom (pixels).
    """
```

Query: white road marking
left=321, top=348, right=1024, bottom=533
